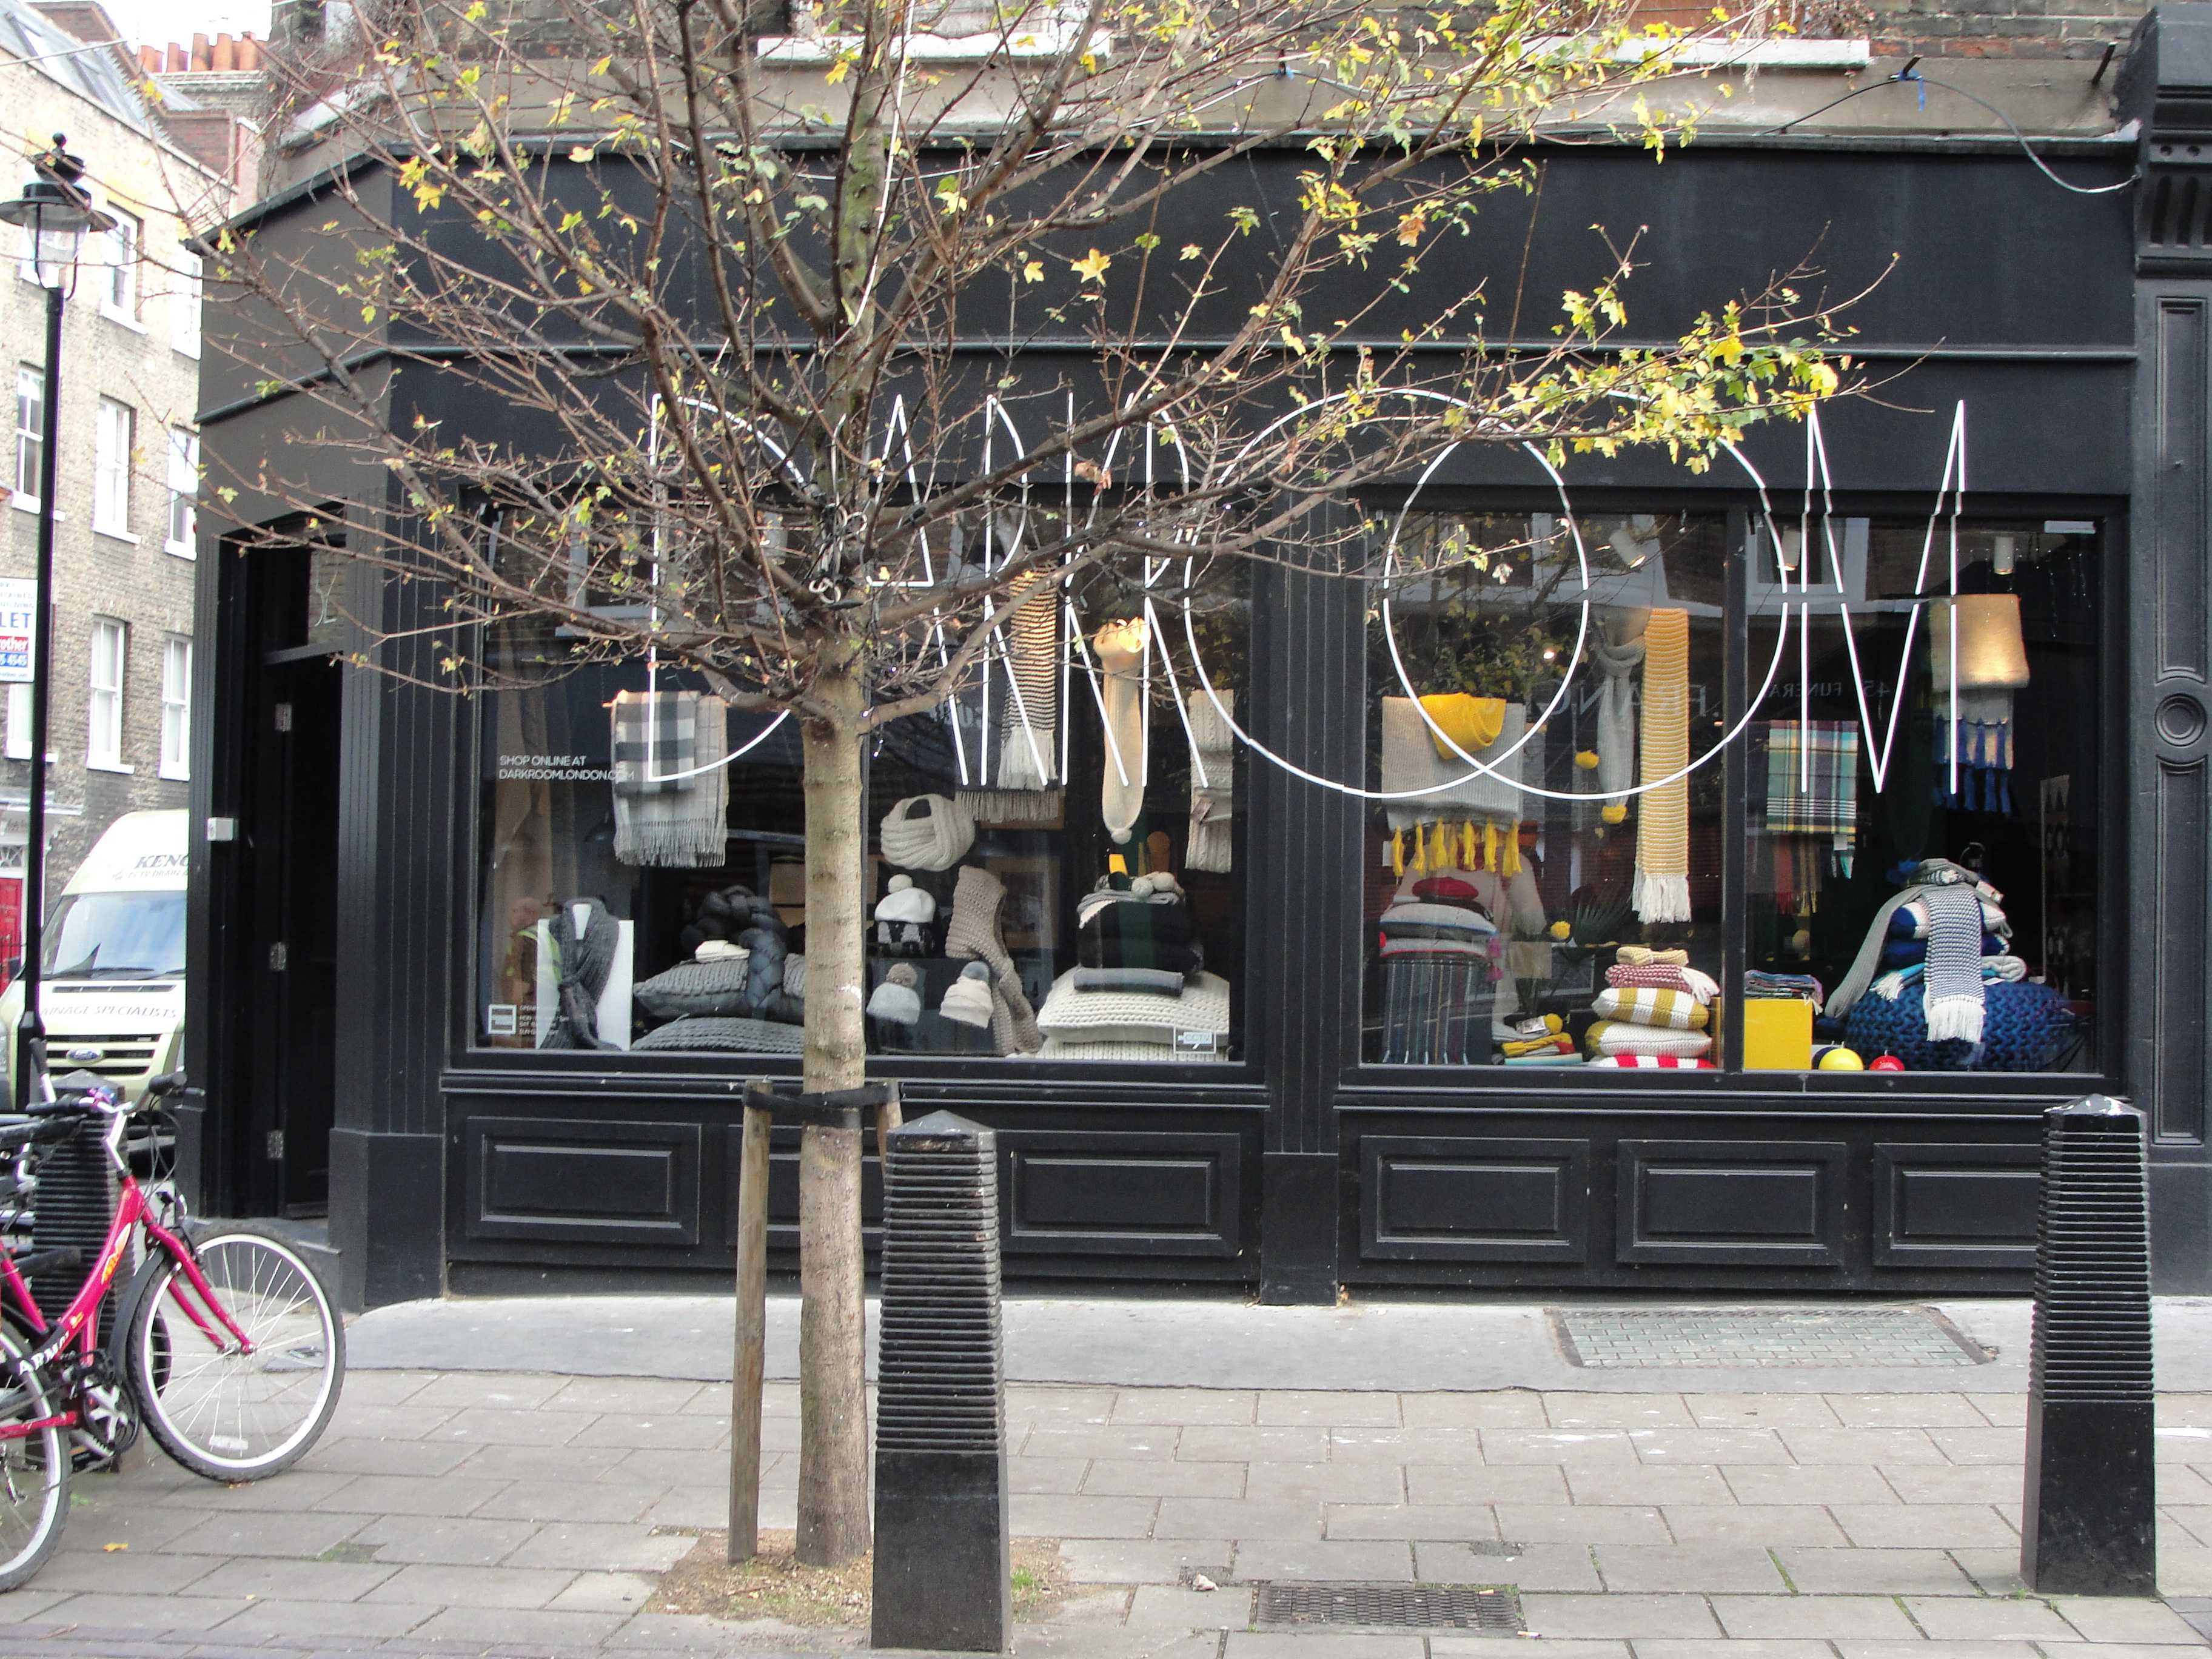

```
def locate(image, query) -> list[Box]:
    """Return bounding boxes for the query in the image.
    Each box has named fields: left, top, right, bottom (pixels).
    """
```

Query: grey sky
left=93, top=0, right=269, bottom=52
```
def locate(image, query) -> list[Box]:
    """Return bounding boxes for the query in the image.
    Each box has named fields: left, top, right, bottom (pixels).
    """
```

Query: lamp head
left=0, top=135, right=116, bottom=289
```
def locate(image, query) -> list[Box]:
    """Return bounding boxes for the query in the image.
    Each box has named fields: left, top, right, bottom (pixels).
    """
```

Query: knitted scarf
left=1186, top=691, right=1235, bottom=874
left=1632, top=611, right=1691, bottom=923
left=1918, top=880, right=1988, bottom=1043
left=1823, top=858, right=1995, bottom=1020
left=994, top=569, right=1059, bottom=791
left=1590, top=637, right=1644, bottom=804
left=611, top=692, right=729, bottom=867
left=540, top=900, right=618, bottom=1050
left=1093, top=618, right=1148, bottom=845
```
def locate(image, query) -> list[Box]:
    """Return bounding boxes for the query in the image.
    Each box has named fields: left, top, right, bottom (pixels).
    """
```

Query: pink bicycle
left=0, top=1069, right=344, bottom=1589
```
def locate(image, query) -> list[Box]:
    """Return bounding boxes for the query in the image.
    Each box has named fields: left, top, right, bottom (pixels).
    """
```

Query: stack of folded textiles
left=1744, top=970, right=1825, bottom=1004
left=1376, top=875, right=1501, bottom=1065
left=1039, top=873, right=1230, bottom=1061
left=1584, top=947, right=1715, bottom=1067
left=1497, top=1013, right=1581, bottom=1067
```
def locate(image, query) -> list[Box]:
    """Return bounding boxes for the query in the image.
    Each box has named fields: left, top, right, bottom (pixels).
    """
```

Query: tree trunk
left=794, top=651, right=872, bottom=1567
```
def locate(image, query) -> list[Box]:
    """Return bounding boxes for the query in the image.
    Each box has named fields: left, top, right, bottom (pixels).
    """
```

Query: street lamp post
left=0, top=136, right=113, bottom=1108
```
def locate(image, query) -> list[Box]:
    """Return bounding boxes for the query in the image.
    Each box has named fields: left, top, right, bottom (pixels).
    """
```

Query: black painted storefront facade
left=180, top=33, right=2212, bottom=1310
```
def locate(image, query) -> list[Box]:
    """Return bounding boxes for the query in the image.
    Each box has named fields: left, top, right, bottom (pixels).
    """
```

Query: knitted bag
left=1843, top=979, right=2074, bottom=1071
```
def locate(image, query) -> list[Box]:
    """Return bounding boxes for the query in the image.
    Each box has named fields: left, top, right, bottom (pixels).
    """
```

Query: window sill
left=93, top=527, right=140, bottom=548
left=172, top=341, right=200, bottom=361
left=85, top=759, right=134, bottom=775
left=98, top=307, right=148, bottom=335
left=2, top=752, right=55, bottom=763
left=156, top=763, right=187, bottom=782
left=7, top=498, right=61, bottom=520
left=163, top=540, right=196, bottom=560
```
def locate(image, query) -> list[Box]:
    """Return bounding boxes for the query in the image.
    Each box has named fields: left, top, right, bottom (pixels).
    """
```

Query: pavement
left=0, top=1292, right=2207, bottom=1659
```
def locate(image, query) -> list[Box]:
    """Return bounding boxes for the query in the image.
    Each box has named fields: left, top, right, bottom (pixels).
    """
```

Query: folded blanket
left=1617, top=945, right=1688, bottom=967
left=1591, top=985, right=1709, bottom=1031
left=1079, top=896, right=1202, bottom=976
left=1606, top=962, right=1720, bottom=1004
left=1504, top=1051, right=1586, bottom=1067
left=1870, top=955, right=2031, bottom=1001
left=1071, top=966, right=1187, bottom=997
left=1743, top=969, right=1825, bottom=1003
left=1586, top=1020, right=1713, bottom=1058
left=1039, top=1035, right=1232, bottom=1064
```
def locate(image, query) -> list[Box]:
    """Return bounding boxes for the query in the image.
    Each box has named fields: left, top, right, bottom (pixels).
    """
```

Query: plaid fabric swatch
left=1764, top=720, right=1859, bottom=837
left=1378, top=953, right=1496, bottom=1065
left=611, top=691, right=700, bottom=797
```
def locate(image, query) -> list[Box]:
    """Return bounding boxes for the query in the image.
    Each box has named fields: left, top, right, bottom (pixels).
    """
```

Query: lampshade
left=1930, top=594, right=2030, bottom=691
left=0, top=139, right=115, bottom=290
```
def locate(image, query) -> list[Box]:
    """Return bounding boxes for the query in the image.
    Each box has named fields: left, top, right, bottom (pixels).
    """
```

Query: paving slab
left=1057, top=1538, right=1233, bottom=1584
left=358, top=1562, right=581, bottom=1609
left=503, top=1521, right=696, bottom=1572
left=1902, top=1594, right=2081, bottom=1639
left=346, top=1513, right=545, bottom=1566
left=1592, top=1543, right=1788, bottom=1593
left=1227, top=1538, right=1414, bottom=1581
left=1711, top=1593, right=1920, bottom=1638
left=1518, top=1592, right=1721, bottom=1638
left=1772, top=1545, right=1980, bottom=1595
left=1416, top=1540, right=1603, bottom=1591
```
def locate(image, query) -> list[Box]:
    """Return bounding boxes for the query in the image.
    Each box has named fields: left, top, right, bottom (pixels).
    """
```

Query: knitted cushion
left=1071, top=967, right=1188, bottom=997
left=1586, top=1021, right=1712, bottom=1058
left=1039, top=1036, right=1232, bottom=1064
left=633, top=1016, right=805, bottom=1053
left=1591, top=986, right=1709, bottom=1031
left=1037, top=970, right=1231, bottom=1044
left=1379, top=901, right=1496, bottom=937
left=633, top=957, right=752, bottom=1018
left=1843, top=979, right=2075, bottom=1071
left=1378, top=936, right=1497, bottom=959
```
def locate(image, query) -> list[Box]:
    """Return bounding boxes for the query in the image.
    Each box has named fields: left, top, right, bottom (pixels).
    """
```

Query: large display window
left=1360, top=509, right=2103, bottom=1078
left=472, top=557, right=1247, bottom=1063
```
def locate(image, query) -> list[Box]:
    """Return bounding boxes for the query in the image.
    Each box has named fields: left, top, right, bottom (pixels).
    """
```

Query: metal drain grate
left=1552, top=1306, right=1992, bottom=1369
left=1254, top=1582, right=1521, bottom=1631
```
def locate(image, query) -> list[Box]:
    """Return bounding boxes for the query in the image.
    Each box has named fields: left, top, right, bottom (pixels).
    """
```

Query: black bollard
left=2021, top=1094, right=2157, bottom=1597
left=871, top=1110, right=1010, bottom=1654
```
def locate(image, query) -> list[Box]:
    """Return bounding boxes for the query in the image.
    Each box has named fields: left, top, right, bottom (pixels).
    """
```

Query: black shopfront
left=181, top=32, right=2212, bottom=1312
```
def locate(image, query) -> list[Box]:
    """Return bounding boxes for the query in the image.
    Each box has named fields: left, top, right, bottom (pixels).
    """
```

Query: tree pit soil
left=649, top=1529, right=1082, bottom=1629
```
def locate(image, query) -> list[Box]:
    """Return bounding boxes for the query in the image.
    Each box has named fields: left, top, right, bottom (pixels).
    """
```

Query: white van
left=0, top=811, right=187, bottom=1103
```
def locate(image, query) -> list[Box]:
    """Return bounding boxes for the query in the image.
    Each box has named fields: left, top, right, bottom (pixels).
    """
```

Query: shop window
left=1359, top=510, right=2101, bottom=1079
left=473, top=538, right=1246, bottom=1062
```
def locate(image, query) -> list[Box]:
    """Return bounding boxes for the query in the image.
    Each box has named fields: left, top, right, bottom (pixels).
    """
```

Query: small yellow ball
left=1574, top=750, right=1600, bottom=770
left=1548, top=920, right=1571, bottom=940
left=1600, top=803, right=1627, bottom=825
left=1816, top=1047, right=1865, bottom=1071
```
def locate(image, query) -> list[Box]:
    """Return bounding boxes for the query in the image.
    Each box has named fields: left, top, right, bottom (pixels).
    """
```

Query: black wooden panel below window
left=1360, top=1136, right=1589, bottom=1263
left=1872, top=1142, right=2040, bottom=1269
left=1002, top=1131, right=1243, bottom=1258
left=464, top=1117, right=701, bottom=1245
left=1617, top=1139, right=1846, bottom=1267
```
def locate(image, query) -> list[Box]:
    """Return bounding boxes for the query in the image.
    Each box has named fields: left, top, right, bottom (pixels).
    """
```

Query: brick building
left=0, top=0, right=246, bottom=978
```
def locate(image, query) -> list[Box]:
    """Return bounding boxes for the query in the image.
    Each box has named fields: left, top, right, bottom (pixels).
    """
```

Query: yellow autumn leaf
left=1179, top=244, right=1202, bottom=260
left=825, top=58, right=850, bottom=84
left=1022, top=260, right=1044, bottom=283
left=1070, top=248, right=1111, bottom=284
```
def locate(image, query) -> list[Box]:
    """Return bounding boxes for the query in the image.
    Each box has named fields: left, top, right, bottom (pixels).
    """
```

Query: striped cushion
left=1592, top=986, right=1709, bottom=1030
left=1589, top=1054, right=1715, bottom=1069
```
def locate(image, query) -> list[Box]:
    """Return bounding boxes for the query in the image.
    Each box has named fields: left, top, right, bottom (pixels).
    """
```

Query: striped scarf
left=1919, top=881, right=1988, bottom=1043
left=1632, top=611, right=1691, bottom=923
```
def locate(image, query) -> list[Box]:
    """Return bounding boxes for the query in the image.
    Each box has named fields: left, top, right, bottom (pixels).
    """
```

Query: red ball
left=1868, top=1054, right=1906, bottom=1073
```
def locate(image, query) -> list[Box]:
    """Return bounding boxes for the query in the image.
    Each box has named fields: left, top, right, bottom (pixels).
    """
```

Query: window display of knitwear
left=1746, top=518, right=2100, bottom=1073
left=473, top=558, right=1247, bottom=1062
left=1361, top=512, right=1728, bottom=1071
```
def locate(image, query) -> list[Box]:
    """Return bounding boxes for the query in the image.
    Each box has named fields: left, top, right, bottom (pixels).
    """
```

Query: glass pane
left=1744, top=517, right=2099, bottom=1075
left=1362, top=511, right=1729, bottom=1073
left=472, top=545, right=1246, bottom=1061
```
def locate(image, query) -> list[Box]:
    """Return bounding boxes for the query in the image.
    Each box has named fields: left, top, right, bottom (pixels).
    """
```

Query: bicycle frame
left=0, top=1131, right=255, bottom=1441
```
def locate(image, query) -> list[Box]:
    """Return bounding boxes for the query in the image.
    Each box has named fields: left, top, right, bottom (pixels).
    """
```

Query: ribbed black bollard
left=871, top=1111, right=1010, bottom=1654
left=2021, top=1094, right=2157, bottom=1597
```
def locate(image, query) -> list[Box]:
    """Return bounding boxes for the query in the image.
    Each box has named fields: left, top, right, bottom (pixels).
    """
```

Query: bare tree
left=205, top=0, right=1848, bottom=1565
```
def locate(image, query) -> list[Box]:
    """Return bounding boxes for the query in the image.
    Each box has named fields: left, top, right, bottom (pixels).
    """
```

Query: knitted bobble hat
left=874, top=873, right=937, bottom=925
left=939, top=960, right=996, bottom=1028
left=866, top=962, right=922, bottom=1026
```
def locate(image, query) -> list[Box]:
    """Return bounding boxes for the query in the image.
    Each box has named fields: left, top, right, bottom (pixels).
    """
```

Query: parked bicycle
left=0, top=1067, right=345, bottom=1589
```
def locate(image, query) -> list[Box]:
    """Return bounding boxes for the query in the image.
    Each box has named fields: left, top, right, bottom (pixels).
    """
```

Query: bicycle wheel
left=0, top=1326, right=69, bottom=1590
left=127, top=1222, right=344, bottom=1482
